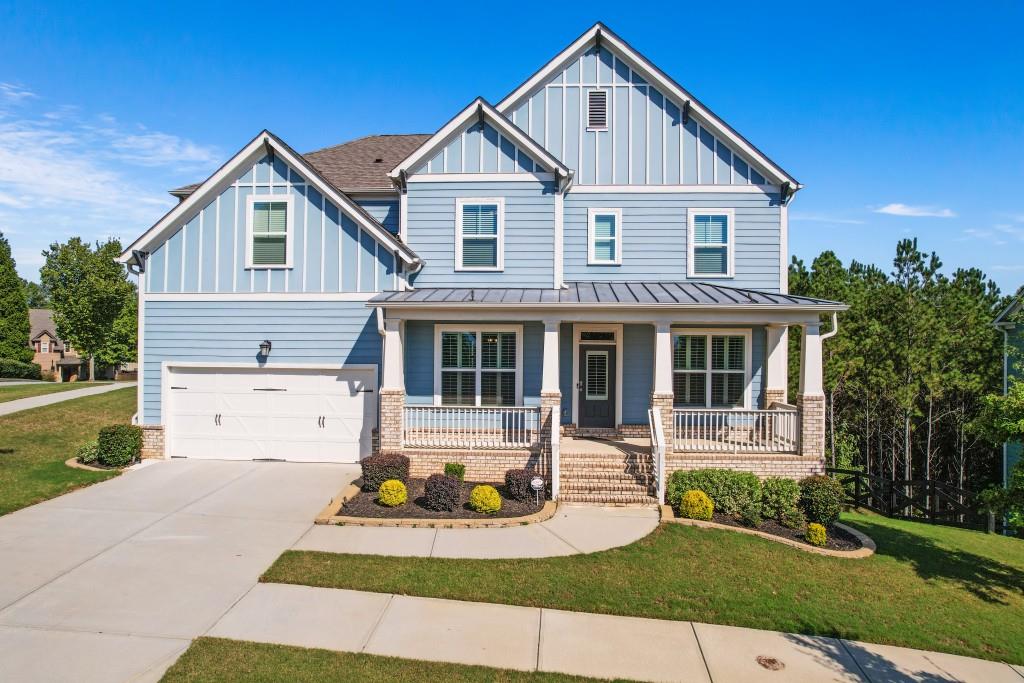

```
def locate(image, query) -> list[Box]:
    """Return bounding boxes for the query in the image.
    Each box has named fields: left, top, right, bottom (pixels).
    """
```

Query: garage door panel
left=270, top=393, right=323, bottom=415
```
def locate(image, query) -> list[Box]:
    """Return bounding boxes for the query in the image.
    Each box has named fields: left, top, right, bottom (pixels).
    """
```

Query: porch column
left=764, top=325, right=788, bottom=407
left=540, top=319, right=562, bottom=484
left=379, top=317, right=405, bottom=454
left=651, top=321, right=674, bottom=448
left=797, top=323, right=825, bottom=459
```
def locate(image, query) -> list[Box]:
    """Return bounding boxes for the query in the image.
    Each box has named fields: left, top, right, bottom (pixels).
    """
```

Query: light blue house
left=120, top=23, right=845, bottom=503
left=995, top=289, right=1022, bottom=487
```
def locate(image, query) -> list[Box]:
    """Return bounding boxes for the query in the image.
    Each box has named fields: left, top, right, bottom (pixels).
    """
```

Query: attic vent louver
left=587, top=90, right=608, bottom=130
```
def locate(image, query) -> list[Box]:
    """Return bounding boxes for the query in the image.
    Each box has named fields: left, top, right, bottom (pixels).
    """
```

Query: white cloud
left=0, top=83, right=37, bottom=103
left=991, top=264, right=1024, bottom=272
left=873, top=203, right=956, bottom=218
left=790, top=212, right=865, bottom=225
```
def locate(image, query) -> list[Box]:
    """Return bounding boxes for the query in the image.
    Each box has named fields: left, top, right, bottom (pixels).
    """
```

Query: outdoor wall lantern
left=259, top=340, right=272, bottom=357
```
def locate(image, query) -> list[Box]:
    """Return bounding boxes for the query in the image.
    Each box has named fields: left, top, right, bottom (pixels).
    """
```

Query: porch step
left=561, top=460, right=655, bottom=472
left=561, top=470, right=655, bottom=483
left=559, top=493, right=659, bottom=505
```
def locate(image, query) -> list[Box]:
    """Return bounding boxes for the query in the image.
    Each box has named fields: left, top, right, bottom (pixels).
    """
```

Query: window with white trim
left=588, top=208, right=621, bottom=265
left=437, top=327, right=520, bottom=406
left=587, top=90, right=608, bottom=130
left=688, top=209, right=734, bottom=278
left=40, top=340, right=49, bottom=353
left=455, top=198, right=504, bottom=270
left=246, top=194, right=293, bottom=268
left=672, top=331, right=749, bottom=408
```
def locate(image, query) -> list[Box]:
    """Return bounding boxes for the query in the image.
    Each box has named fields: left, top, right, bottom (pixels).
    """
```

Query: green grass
left=0, top=381, right=111, bottom=403
left=0, top=387, right=135, bottom=515
left=160, top=638, right=602, bottom=683
left=263, top=513, right=1024, bottom=664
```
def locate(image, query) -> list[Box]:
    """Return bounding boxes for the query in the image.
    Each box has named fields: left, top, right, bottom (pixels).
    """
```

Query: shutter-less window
left=692, top=214, right=729, bottom=275
left=252, top=201, right=288, bottom=265
left=440, top=329, right=518, bottom=406
left=460, top=203, right=499, bottom=268
left=591, top=212, right=618, bottom=263
left=587, top=90, right=608, bottom=129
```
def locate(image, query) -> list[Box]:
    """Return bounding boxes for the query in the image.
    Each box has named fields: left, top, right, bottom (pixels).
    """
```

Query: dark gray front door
left=578, top=344, right=615, bottom=428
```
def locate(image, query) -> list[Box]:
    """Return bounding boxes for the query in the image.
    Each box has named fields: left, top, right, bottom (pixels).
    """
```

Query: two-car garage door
left=165, top=366, right=376, bottom=463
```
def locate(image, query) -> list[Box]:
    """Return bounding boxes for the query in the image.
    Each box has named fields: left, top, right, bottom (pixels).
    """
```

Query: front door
left=578, top=345, right=615, bottom=428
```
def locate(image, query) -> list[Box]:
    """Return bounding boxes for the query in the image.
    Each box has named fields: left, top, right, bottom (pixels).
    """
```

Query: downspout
left=820, top=311, right=839, bottom=466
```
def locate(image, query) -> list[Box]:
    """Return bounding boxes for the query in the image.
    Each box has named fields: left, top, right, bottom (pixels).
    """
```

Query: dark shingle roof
left=170, top=134, right=431, bottom=198
left=29, top=308, right=57, bottom=342
left=370, top=282, right=846, bottom=309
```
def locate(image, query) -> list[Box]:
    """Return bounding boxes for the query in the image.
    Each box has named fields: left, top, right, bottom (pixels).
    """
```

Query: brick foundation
left=378, top=388, right=405, bottom=453
left=650, top=392, right=674, bottom=444
left=666, top=453, right=825, bottom=480
left=405, top=448, right=545, bottom=482
left=617, top=423, right=649, bottom=438
left=140, top=425, right=165, bottom=459
left=764, top=388, right=787, bottom=408
left=797, top=393, right=825, bottom=459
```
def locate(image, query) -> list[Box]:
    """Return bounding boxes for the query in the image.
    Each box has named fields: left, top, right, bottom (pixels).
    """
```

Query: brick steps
left=559, top=447, right=656, bottom=504
left=559, top=493, right=659, bottom=505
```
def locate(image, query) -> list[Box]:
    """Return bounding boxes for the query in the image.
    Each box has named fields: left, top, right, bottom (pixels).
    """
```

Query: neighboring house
left=995, top=288, right=1022, bottom=487
left=119, top=23, right=845, bottom=501
left=28, top=308, right=85, bottom=382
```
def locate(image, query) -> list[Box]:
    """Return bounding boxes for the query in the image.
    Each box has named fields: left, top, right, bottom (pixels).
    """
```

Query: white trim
left=40, top=340, right=49, bottom=353
left=687, top=208, right=735, bottom=279
left=571, top=323, right=623, bottom=426
left=454, top=197, right=505, bottom=272
left=386, top=307, right=831, bottom=325
left=587, top=208, right=622, bottom=265
left=568, top=184, right=776, bottom=194
left=432, top=324, right=525, bottom=407
left=671, top=327, right=753, bottom=410
left=586, top=88, right=609, bottom=131
left=146, top=292, right=376, bottom=301
left=406, top=172, right=555, bottom=183
left=584, top=349, right=610, bottom=400
left=780, top=202, right=789, bottom=294
left=137, top=268, right=146, bottom=422
left=244, top=194, right=294, bottom=269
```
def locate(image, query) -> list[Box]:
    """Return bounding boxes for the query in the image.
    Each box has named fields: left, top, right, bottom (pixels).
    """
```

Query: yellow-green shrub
left=806, top=522, right=827, bottom=547
left=679, top=490, right=714, bottom=521
left=468, top=484, right=501, bottom=514
left=377, top=479, right=407, bottom=507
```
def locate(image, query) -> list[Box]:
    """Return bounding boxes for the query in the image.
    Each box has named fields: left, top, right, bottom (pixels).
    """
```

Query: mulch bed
left=340, top=478, right=545, bottom=520
left=709, top=512, right=863, bottom=551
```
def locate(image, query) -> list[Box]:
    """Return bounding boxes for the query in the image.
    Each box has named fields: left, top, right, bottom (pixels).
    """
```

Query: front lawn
left=0, top=381, right=111, bottom=403
left=160, top=637, right=600, bottom=683
left=0, top=387, right=135, bottom=515
left=264, top=512, right=1024, bottom=664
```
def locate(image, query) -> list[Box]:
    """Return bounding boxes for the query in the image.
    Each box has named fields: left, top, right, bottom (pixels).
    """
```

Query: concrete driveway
left=0, top=458, right=356, bottom=683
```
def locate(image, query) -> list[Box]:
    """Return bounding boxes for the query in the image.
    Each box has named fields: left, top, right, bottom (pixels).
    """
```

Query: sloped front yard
left=264, top=513, right=1024, bottom=664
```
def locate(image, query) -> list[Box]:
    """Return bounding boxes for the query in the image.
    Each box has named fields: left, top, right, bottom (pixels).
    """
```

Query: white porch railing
left=648, top=408, right=667, bottom=503
left=403, top=406, right=541, bottom=450
left=672, top=407, right=798, bottom=454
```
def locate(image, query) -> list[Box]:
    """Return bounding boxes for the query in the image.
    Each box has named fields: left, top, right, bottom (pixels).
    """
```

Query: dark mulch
left=340, top=478, right=545, bottom=520
left=708, top=512, right=862, bottom=551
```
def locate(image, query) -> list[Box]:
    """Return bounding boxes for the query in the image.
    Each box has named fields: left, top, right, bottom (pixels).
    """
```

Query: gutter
left=364, top=301, right=849, bottom=313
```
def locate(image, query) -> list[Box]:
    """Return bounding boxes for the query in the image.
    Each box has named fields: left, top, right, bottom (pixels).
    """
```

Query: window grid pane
left=252, top=235, right=286, bottom=265
left=673, top=336, right=706, bottom=371
left=693, top=246, right=728, bottom=275
left=673, top=372, right=706, bottom=407
left=461, top=237, right=498, bottom=268
left=711, top=336, right=744, bottom=371
left=461, top=204, right=498, bottom=235
left=693, top=214, right=728, bottom=244
left=593, top=239, right=616, bottom=262
left=441, top=371, right=476, bottom=406
left=481, top=371, right=515, bottom=406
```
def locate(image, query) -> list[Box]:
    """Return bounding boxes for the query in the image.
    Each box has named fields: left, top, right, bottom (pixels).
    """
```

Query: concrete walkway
left=212, top=583, right=1024, bottom=683
left=295, top=504, right=660, bottom=558
left=0, top=381, right=135, bottom=417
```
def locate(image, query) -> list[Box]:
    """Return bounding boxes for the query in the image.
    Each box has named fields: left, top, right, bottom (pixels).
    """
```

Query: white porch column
left=764, top=325, right=788, bottom=406
left=651, top=321, right=674, bottom=447
left=379, top=317, right=405, bottom=453
left=381, top=318, right=404, bottom=391
left=798, top=323, right=824, bottom=396
left=797, top=322, right=825, bottom=459
left=542, top=319, right=561, bottom=393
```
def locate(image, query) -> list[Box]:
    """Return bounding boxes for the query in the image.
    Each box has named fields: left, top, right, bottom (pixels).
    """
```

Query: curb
left=64, top=457, right=110, bottom=473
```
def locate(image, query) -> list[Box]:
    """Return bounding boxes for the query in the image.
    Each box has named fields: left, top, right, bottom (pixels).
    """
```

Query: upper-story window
left=588, top=208, right=622, bottom=265
left=672, top=330, right=750, bottom=408
left=435, top=325, right=522, bottom=406
left=688, top=209, right=734, bottom=278
left=587, top=90, right=609, bottom=130
left=455, top=198, right=504, bottom=271
left=245, top=195, right=293, bottom=268
left=40, top=340, right=49, bottom=353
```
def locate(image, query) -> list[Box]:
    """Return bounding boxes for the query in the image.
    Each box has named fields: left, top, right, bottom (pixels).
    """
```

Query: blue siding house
left=120, top=23, right=845, bottom=503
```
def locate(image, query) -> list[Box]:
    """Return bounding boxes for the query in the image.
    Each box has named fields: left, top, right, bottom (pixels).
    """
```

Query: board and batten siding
left=146, top=154, right=398, bottom=295
left=405, top=181, right=556, bottom=287
left=412, top=121, right=544, bottom=175
left=355, top=198, right=400, bottom=234
left=563, top=191, right=781, bottom=291
left=508, top=45, right=767, bottom=187
left=141, top=300, right=380, bottom=424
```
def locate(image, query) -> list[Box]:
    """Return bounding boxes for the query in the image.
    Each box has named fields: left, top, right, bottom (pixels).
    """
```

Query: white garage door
left=165, top=366, right=376, bottom=463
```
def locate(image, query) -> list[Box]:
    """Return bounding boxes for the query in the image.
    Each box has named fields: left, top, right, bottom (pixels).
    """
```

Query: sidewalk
left=0, top=382, right=134, bottom=417
left=211, top=583, right=1024, bottom=682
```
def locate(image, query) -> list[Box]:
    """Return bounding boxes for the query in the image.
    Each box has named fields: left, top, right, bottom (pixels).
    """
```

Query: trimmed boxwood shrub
left=679, top=490, right=714, bottom=521
left=469, top=484, right=501, bottom=514
left=377, top=480, right=407, bottom=507
left=806, top=522, right=828, bottom=547
left=76, top=440, right=99, bottom=464
left=96, top=424, right=142, bottom=468
left=781, top=507, right=807, bottom=530
left=760, top=476, right=801, bottom=520
left=667, top=468, right=761, bottom=515
left=799, top=474, right=846, bottom=527
left=360, top=453, right=410, bottom=492
left=424, top=473, right=461, bottom=511
left=444, top=462, right=466, bottom=482
left=0, top=358, right=42, bottom=380
left=504, top=468, right=533, bottom=502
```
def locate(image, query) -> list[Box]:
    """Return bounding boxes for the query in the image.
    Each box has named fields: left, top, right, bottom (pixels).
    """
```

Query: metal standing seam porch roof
left=369, top=281, right=847, bottom=310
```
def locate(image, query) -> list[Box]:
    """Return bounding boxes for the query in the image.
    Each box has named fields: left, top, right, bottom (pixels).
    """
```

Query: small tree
left=94, top=287, right=138, bottom=369
left=0, top=232, right=33, bottom=363
left=21, top=278, right=51, bottom=307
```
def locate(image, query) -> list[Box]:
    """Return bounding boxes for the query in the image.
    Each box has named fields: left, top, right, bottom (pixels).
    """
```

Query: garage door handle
left=254, top=388, right=287, bottom=392
left=357, top=389, right=374, bottom=393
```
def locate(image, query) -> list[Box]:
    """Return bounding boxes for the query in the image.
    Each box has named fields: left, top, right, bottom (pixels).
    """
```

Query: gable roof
left=995, top=286, right=1023, bottom=326
left=120, top=130, right=422, bottom=267
left=29, top=309, right=60, bottom=343
left=496, top=22, right=800, bottom=190
left=389, top=98, right=572, bottom=186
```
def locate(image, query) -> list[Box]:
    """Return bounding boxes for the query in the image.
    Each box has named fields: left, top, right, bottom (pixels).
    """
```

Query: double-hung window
left=437, top=326, right=521, bottom=406
left=246, top=194, right=293, bottom=268
left=588, top=208, right=621, bottom=265
left=672, top=330, right=750, bottom=408
left=41, top=340, right=50, bottom=353
left=456, top=198, right=503, bottom=271
left=688, top=209, right=734, bottom=278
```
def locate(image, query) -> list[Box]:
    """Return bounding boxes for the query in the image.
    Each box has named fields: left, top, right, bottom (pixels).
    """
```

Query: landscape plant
left=360, top=453, right=410, bottom=491
left=760, top=477, right=801, bottom=520
left=503, top=468, right=532, bottom=502
left=805, top=522, right=828, bottom=547
left=423, top=473, right=461, bottom=511
left=0, top=358, right=42, bottom=380
left=75, top=440, right=99, bottom=464
left=377, top=480, right=407, bottom=507
left=444, top=462, right=465, bottom=482
left=667, top=468, right=761, bottom=515
left=679, top=490, right=713, bottom=521
left=468, top=485, right=501, bottom=514
left=799, top=475, right=846, bottom=527
left=96, top=424, right=142, bottom=467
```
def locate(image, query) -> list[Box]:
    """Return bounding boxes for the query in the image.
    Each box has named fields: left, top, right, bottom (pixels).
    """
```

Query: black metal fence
left=826, top=468, right=1005, bottom=533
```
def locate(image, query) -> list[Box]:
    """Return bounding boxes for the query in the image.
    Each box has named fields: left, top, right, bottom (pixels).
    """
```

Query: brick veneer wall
left=378, top=388, right=405, bottom=453
left=666, top=453, right=825, bottom=480
left=405, top=448, right=545, bottom=482
left=141, top=425, right=165, bottom=459
left=764, top=388, right=787, bottom=407
left=797, top=393, right=825, bottom=459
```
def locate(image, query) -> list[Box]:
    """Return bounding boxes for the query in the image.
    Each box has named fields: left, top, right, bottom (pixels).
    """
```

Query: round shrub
left=424, top=473, right=461, bottom=511
left=679, top=490, right=714, bottom=521
left=468, top=484, right=501, bottom=514
left=360, top=453, right=410, bottom=492
left=806, top=522, right=828, bottom=547
left=377, top=479, right=407, bottom=507
left=667, top=468, right=761, bottom=515
left=444, top=462, right=466, bottom=482
left=96, top=424, right=142, bottom=468
left=0, top=358, right=42, bottom=380
left=504, top=468, right=533, bottom=502
left=780, top=507, right=807, bottom=530
left=799, top=475, right=846, bottom=527
left=760, top=476, right=801, bottom=520
left=76, top=440, right=99, bottom=465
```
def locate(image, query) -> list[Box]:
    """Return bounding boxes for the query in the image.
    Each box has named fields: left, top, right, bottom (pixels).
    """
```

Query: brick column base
left=378, top=388, right=405, bottom=454
left=797, top=393, right=825, bottom=459
left=540, top=391, right=561, bottom=480
left=650, top=392, right=674, bottom=447
left=764, top=388, right=787, bottom=408
left=140, top=425, right=165, bottom=459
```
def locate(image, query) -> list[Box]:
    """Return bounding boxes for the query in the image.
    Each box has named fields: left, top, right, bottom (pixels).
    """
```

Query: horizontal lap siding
left=141, top=300, right=380, bottom=424
left=564, top=191, right=781, bottom=291
left=406, top=181, right=555, bottom=287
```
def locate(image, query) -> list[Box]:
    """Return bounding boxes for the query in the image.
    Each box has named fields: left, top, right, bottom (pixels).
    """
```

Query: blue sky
left=1, top=1, right=1022, bottom=292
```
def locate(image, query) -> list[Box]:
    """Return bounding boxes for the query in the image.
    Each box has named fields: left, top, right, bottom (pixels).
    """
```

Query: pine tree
left=0, top=232, right=33, bottom=363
